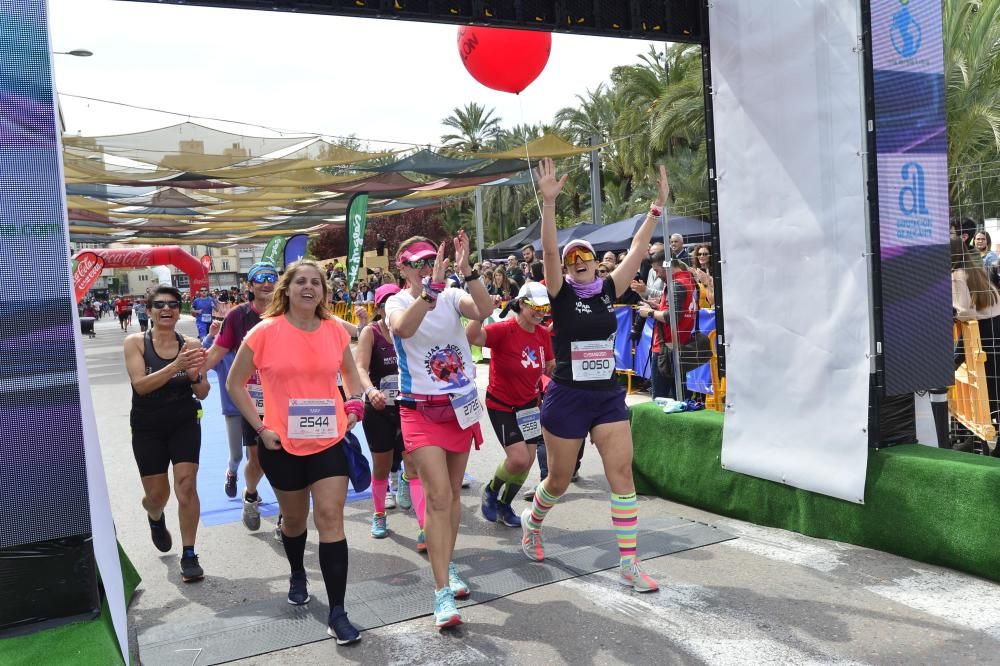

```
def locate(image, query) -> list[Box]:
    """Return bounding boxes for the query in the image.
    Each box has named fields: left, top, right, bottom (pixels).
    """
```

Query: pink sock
left=372, top=478, right=388, bottom=514
left=410, top=478, right=426, bottom=528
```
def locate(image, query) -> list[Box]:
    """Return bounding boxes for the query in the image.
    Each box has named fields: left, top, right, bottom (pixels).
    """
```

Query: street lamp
left=53, top=49, right=93, bottom=57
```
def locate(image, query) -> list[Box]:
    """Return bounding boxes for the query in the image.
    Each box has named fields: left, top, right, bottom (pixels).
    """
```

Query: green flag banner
left=346, top=192, right=369, bottom=289
left=262, top=236, right=288, bottom=268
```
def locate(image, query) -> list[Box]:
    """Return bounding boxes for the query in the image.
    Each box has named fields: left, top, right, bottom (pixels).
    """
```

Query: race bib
left=200, top=313, right=213, bottom=323
left=379, top=374, right=399, bottom=406
left=247, top=382, right=265, bottom=416
left=287, top=399, right=337, bottom=439
left=515, top=406, right=542, bottom=440
left=450, top=389, right=483, bottom=430
left=570, top=340, right=615, bottom=381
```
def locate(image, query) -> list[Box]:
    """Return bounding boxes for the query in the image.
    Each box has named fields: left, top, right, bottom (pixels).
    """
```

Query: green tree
left=440, top=102, right=502, bottom=153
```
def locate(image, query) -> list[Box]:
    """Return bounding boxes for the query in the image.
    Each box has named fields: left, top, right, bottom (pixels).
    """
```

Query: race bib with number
left=287, top=399, right=338, bottom=439
left=200, top=313, right=213, bottom=323
left=570, top=340, right=615, bottom=381
left=515, top=406, right=542, bottom=440
left=247, top=382, right=265, bottom=416
left=379, top=374, right=399, bottom=406
left=450, top=389, right=483, bottom=430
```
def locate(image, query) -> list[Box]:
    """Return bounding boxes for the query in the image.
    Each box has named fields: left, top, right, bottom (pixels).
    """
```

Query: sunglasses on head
left=564, top=248, right=595, bottom=265
left=405, top=258, right=436, bottom=269
left=151, top=300, right=181, bottom=310
left=251, top=273, right=278, bottom=284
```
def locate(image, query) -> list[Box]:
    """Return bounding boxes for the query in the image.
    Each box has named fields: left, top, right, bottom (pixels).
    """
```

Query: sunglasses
left=697, top=252, right=710, bottom=257
left=564, top=248, right=595, bottom=265
left=151, top=300, right=181, bottom=310
left=523, top=300, right=551, bottom=314
left=251, top=273, right=278, bottom=284
left=405, top=258, right=436, bottom=269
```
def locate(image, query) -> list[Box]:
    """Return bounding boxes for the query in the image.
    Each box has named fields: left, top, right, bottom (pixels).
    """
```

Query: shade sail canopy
left=579, top=213, right=712, bottom=253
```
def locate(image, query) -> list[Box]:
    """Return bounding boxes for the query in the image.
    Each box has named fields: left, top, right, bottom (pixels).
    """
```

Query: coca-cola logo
left=73, top=252, right=106, bottom=301
left=101, top=248, right=154, bottom=266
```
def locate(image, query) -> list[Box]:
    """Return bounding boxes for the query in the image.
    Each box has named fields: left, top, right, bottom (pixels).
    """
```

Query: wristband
left=649, top=205, right=663, bottom=218
left=344, top=398, right=365, bottom=423
left=429, top=282, right=447, bottom=292
left=420, top=292, right=436, bottom=304
left=364, top=386, right=379, bottom=399
left=465, top=269, right=480, bottom=281
left=255, top=423, right=267, bottom=435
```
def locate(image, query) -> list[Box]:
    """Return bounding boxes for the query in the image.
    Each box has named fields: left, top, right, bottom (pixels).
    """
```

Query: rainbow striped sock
left=527, top=482, right=561, bottom=530
left=611, top=492, right=638, bottom=566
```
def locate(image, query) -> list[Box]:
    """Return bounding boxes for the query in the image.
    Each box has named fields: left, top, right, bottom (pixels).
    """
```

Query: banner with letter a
left=346, top=193, right=369, bottom=289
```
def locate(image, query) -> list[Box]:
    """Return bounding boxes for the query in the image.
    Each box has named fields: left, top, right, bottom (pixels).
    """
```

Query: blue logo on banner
left=897, top=162, right=932, bottom=239
left=890, top=3, right=922, bottom=58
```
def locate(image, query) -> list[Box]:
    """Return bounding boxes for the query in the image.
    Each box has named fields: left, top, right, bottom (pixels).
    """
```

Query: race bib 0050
left=570, top=340, right=615, bottom=381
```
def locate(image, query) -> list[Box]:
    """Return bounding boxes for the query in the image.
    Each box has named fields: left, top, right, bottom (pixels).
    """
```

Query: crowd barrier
left=949, top=319, right=997, bottom=445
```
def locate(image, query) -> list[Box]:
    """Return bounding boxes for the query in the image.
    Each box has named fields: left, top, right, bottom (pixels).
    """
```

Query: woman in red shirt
left=228, top=260, right=366, bottom=645
left=466, top=282, right=553, bottom=527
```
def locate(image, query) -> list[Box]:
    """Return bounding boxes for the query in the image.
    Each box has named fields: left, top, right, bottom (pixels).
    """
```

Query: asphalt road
left=83, top=315, right=1000, bottom=665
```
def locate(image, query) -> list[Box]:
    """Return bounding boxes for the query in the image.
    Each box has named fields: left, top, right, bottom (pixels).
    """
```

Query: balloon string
left=519, top=95, right=544, bottom=222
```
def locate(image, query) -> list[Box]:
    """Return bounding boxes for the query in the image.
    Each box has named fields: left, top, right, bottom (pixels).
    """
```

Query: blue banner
left=283, top=234, right=308, bottom=268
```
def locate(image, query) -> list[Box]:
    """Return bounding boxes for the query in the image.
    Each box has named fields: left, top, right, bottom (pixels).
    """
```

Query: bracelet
left=344, top=398, right=365, bottom=423
left=542, top=203, right=556, bottom=209
left=464, top=269, right=480, bottom=281
left=255, top=423, right=267, bottom=435
left=420, top=291, right=436, bottom=304
left=649, top=205, right=663, bottom=217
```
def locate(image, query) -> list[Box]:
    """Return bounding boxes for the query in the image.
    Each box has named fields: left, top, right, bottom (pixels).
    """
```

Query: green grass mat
left=0, top=543, right=141, bottom=665
left=630, top=403, right=1000, bottom=582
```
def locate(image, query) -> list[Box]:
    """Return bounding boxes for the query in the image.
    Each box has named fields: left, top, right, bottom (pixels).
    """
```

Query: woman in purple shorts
left=520, top=158, right=669, bottom=594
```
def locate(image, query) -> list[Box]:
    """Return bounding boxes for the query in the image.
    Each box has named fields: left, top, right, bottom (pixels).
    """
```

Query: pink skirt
left=399, top=398, right=483, bottom=454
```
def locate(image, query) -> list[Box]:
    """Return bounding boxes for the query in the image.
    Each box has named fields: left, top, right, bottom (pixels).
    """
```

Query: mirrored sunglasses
left=564, top=249, right=595, bottom=265
left=251, top=273, right=278, bottom=284
left=523, top=300, right=551, bottom=314
left=405, top=258, right=436, bottom=269
left=151, top=300, right=181, bottom=310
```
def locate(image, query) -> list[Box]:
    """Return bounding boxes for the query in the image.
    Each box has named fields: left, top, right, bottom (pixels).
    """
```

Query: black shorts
left=362, top=403, right=403, bottom=454
left=118, top=312, right=129, bottom=323
left=487, top=401, right=543, bottom=446
left=240, top=417, right=260, bottom=448
left=131, top=404, right=201, bottom=477
left=259, top=442, right=348, bottom=492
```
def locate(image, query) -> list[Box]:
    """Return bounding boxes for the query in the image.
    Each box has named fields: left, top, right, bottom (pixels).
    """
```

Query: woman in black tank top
left=519, top=159, right=670, bottom=594
left=124, top=285, right=210, bottom=583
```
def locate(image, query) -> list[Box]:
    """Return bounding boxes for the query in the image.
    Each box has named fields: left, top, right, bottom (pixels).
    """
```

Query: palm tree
left=440, top=102, right=502, bottom=153
left=944, top=0, right=1000, bottom=217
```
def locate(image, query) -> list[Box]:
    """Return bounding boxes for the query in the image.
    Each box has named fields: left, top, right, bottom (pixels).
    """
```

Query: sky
left=49, top=0, right=664, bottom=151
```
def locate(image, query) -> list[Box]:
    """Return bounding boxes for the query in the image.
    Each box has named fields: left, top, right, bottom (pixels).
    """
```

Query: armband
left=344, top=399, right=365, bottom=423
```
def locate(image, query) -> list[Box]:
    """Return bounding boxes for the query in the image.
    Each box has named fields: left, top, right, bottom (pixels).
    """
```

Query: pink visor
left=374, top=283, right=400, bottom=305
left=397, top=241, right=437, bottom=265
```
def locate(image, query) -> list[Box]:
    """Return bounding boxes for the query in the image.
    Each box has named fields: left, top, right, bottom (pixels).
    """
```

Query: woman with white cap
left=521, top=158, right=669, bottom=594
left=353, top=282, right=405, bottom=539
left=466, top=281, right=553, bottom=528
left=385, top=231, right=493, bottom=628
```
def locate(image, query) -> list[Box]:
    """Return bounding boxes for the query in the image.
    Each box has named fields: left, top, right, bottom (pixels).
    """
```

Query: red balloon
left=457, top=26, right=552, bottom=95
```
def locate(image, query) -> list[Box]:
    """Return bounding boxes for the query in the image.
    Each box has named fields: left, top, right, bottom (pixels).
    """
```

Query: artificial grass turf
left=630, top=403, right=1000, bottom=583
left=0, top=543, right=140, bottom=665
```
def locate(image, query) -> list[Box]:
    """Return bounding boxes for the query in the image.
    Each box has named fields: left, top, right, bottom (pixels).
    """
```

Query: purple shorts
left=540, top=381, right=629, bottom=439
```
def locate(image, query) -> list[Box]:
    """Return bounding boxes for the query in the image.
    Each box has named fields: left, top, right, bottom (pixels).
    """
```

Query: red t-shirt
left=484, top=318, right=553, bottom=411
left=116, top=299, right=131, bottom=315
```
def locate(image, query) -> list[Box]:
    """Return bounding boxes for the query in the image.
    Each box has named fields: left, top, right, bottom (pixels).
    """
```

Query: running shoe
left=180, top=554, right=204, bottom=583
left=287, top=570, right=310, bottom=605
left=480, top=484, right=499, bottom=522
left=224, top=471, right=238, bottom=498
left=397, top=474, right=412, bottom=510
left=448, top=561, right=470, bottom=599
left=461, top=477, right=471, bottom=489
left=273, top=513, right=283, bottom=542
left=434, top=587, right=462, bottom=628
left=148, top=513, right=172, bottom=553
left=242, top=490, right=261, bottom=531
left=327, top=606, right=361, bottom=645
left=522, top=485, right=536, bottom=502
left=384, top=490, right=397, bottom=510
left=497, top=502, right=521, bottom=528
left=620, top=558, right=659, bottom=593
left=371, top=512, right=388, bottom=539
left=416, top=528, right=427, bottom=553
left=520, top=508, right=544, bottom=561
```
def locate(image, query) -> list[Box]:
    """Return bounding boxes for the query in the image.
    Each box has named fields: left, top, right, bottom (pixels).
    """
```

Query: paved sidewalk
left=83, top=316, right=1000, bottom=665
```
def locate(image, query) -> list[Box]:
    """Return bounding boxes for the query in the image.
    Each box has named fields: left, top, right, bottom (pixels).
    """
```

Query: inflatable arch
left=72, top=246, right=209, bottom=302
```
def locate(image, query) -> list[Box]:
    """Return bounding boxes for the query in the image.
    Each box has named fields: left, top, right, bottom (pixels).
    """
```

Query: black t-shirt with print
left=550, top=276, right=619, bottom=390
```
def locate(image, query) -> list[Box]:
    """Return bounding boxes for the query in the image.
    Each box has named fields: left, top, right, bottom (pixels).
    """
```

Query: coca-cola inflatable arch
left=72, top=246, right=209, bottom=302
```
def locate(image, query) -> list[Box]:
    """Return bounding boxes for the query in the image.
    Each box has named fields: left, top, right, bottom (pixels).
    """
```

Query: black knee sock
left=318, top=539, right=348, bottom=609
left=282, top=530, right=307, bottom=574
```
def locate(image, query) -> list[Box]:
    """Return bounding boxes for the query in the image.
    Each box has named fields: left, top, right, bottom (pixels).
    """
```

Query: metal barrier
left=948, top=320, right=996, bottom=444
